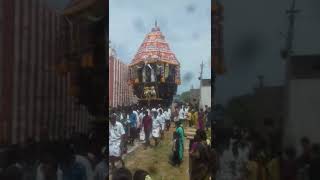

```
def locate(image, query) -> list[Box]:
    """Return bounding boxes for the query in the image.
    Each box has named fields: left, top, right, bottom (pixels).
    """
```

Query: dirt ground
left=124, top=124, right=189, bottom=180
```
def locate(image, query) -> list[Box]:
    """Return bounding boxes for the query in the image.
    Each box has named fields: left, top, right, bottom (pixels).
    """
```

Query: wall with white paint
left=284, top=79, right=320, bottom=153
left=199, top=85, right=211, bottom=109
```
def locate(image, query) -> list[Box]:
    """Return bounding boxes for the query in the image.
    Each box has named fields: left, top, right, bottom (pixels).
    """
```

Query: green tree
left=180, top=91, right=191, bottom=103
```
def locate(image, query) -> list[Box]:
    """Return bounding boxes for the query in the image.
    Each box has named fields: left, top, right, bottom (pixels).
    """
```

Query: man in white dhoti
left=152, top=110, right=161, bottom=146
left=139, top=110, right=145, bottom=141
left=158, top=109, right=166, bottom=140
left=109, top=114, right=126, bottom=171
left=179, top=107, right=185, bottom=127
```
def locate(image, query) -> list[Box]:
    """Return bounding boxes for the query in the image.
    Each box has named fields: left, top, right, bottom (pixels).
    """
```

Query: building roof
left=190, top=88, right=200, bottom=95
left=130, top=22, right=180, bottom=66
left=201, top=79, right=211, bottom=86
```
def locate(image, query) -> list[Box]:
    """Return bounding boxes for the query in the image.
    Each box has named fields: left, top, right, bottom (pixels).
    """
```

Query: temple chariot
left=128, top=22, right=181, bottom=107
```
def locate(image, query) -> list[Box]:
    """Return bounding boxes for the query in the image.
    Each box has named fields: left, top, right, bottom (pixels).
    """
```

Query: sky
left=214, top=0, right=320, bottom=105
left=109, top=0, right=211, bottom=94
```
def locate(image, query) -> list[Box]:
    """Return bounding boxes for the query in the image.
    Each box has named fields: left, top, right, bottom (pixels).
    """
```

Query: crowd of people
left=189, top=129, right=215, bottom=180
left=109, top=104, right=170, bottom=168
left=109, top=104, right=172, bottom=179
left=109, top=102, right=213, bottom=179
left=214, top=125, right=320, bottom=180
left=0, top=132, right=108, bottom=180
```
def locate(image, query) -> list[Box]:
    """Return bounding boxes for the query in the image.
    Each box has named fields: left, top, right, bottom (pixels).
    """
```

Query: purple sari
left=198, top=112, right=204, bottom=130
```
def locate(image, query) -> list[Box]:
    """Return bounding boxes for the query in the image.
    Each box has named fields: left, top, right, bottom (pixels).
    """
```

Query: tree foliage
left=180, top=91, right=191, bottom=103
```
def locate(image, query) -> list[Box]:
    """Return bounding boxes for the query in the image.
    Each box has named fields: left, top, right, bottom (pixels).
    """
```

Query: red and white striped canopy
left=130, top=23, right=180, bottom=66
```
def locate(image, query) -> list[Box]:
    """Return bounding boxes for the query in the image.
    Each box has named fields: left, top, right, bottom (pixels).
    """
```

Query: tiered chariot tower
left=128, top=22, right=181, bottom=106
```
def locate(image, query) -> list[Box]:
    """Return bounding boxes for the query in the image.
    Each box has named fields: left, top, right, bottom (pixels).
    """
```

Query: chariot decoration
left=128, top=21, right=181, bottom=106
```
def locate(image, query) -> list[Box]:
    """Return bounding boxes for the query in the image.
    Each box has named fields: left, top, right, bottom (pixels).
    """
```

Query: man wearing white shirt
left=133, top=108, right=140, bottom=139
left=158, top=109, right=165, bottom=140
left=157, top=104, right=163, bottom=115
left=183, top=106, right=188, bottom=127
left=133, top=109, right=139, bottom=127
left=179, top=106, right=185, bottom=127
left=138, top=110, right=145, bottom=141
left=152, top=110, right=161, bottom=146
left=185, top=105, right=189, bottom=113
left=109, top=114, right=126, bottom=170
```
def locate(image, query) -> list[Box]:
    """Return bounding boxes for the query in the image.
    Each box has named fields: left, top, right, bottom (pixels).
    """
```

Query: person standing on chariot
left=145, top=63, right=155, bottom=82
left=142, top=65, right=146, bottom=83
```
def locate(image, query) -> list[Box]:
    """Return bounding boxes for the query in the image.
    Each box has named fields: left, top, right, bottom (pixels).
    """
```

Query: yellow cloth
left=191, top=112, right=198, bottom=127
left=187, top=112, right=192, bottom=121
left=246, top=161, right=258, bottom=180
left=267, top=158, right=280, bottom=180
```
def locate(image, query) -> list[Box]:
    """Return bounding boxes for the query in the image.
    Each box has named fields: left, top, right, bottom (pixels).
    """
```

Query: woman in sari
left=191, top=109, right=198, bottom=128
left=190, top=130, right=211, bottom=180
left=176, top=122, right=185, bottom=165
left=198, top=109, right=205, bottom=130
